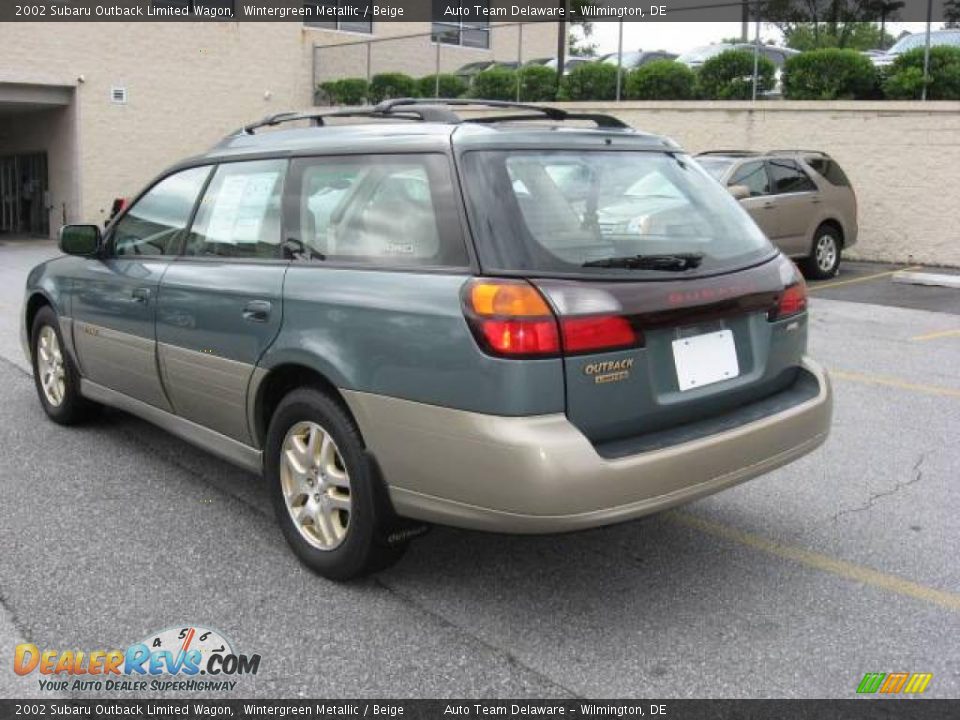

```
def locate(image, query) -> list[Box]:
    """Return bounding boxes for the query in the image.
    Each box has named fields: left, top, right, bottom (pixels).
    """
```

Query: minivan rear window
left=461, top=150, right=774, bottom=278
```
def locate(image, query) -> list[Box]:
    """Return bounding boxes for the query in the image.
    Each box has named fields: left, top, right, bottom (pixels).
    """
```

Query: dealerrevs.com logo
left=14, top=625, right=261, bottom=693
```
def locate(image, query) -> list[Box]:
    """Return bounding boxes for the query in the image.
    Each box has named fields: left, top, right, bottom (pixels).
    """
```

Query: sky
left=586, top=21, right=946, bottom=55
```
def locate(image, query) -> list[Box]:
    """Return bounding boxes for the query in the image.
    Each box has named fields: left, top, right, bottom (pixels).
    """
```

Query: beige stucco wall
left=0, top=21, right=559, bottom=232
left=545, top=101, right=960, bottom=267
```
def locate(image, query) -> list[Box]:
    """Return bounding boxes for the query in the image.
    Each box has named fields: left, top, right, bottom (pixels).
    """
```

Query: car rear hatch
left=457, top=141, right=812, bottom=449
left=531, top=259, right=808, bottom=446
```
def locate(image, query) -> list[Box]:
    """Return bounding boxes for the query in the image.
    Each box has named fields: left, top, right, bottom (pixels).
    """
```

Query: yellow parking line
left=911, top=328, right=960, bottom=342
left=831, top=369, right=960, bottom=399
left=809, top=265, right=921, bottom=291
left=669, top=512, right=960, bottom=613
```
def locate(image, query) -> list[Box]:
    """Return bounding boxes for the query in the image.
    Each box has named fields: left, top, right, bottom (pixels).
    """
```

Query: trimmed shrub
left=782, top=49, right=878, bottom=100
left=470, top=67, right=519, bottom=101
left=625, top=60, right=697, bottom=100
left=317, top=78, right=369, bottom=106
left=416, top=73, right=467, bottom=99
left=369, top=72, right=416, bottom=102
left=697, top=49, right=776, bottom=100
left=518, top=64, right=558, bottom=101
left=883, top=46, right=960, bottom=100
left=561, top=61, right=620, bottom=101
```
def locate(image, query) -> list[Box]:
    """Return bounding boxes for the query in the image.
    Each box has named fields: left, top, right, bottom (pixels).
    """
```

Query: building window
left=432, top=0, right=490, bottom=49
left=304, top=1, right=373, bottom=33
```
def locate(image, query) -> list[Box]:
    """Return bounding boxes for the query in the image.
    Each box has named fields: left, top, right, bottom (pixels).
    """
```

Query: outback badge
left=584, top=358, right=634, bottom=384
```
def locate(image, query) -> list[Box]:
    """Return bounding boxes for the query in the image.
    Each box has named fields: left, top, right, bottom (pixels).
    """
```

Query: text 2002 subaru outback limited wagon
left=23, top=100, right=832, bottom=579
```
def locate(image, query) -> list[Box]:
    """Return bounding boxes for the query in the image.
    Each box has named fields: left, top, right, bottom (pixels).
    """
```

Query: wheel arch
left=250, top=362, right=359, bottom=451
left=816, top=218, right=845, bottom=249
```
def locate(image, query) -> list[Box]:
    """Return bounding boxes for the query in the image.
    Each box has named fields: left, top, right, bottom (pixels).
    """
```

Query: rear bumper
left=343, top=357, right=832, bottom=534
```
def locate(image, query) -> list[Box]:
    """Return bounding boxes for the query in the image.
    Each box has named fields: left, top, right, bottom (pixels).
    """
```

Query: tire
left=802, top=224, right=842, bottom=280
left=30, top=306, right=98, bottom=425
left=265, top=387, right=407, bottom=580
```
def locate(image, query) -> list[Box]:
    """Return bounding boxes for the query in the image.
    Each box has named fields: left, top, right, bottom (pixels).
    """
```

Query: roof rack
left=376, top=98, right=630, bottom=129
left=235, top=98, right=629, bottom=137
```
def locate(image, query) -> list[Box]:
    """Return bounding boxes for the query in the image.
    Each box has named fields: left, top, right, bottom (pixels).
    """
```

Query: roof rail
left=232, top=98, right=630, bottom=140
left=765, top=149, right=831, bottom=157
left=237, top=104, right=461, bottom=135
left=376, top=98, right=630, bottom=129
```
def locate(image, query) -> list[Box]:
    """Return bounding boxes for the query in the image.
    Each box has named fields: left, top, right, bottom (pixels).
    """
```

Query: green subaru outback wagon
left=22, top=100, right=832, bottom=579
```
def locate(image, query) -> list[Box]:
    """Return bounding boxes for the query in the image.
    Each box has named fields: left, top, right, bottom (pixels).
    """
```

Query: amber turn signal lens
left=469, top=280, right=553, bottom=318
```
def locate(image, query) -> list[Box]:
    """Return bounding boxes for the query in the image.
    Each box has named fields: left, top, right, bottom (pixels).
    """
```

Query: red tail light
left=769, top=279, right=808, bottom=321
left=561, top=315, right=638, bottom=354
left=463, top=279, right=641, bottom=358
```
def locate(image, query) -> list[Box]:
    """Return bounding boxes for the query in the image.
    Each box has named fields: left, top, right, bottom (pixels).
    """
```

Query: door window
left=728, top=161, right=769, bottom=197
left=111, top=166, right=210, bottom=256
left=292, top=154, right=467, bottom=267
left=766, top=159, right=817, bottom=194
left=185, top=159, right=286, bottom=258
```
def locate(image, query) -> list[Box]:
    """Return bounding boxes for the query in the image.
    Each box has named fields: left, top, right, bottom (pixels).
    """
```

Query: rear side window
left=461, top=150, right=773, bottom=278
left=805, top=156, right=851, bottom=187
left=766, top=159, right=817, bottom=194
left=185, top=159, right=286, bottom=258
left=111, top=166, right=210, bottom=257
left=729, top=161, right=769, bottom=196
left=290, top=154, right=468, bottom=268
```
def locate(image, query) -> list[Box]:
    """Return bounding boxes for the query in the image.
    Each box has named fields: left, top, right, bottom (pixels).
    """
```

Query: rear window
left=460, top=150, right=774, bottom=278
left=804, top=156, right=851, bottom=188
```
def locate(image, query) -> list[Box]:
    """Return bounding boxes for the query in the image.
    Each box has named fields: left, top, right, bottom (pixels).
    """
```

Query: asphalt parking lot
left=1, top=242, right=958, bottom=699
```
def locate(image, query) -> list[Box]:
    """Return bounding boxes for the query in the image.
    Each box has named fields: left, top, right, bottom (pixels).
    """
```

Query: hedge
left=318, top=78, right=369, bottom=106
left=625, top=60, right=697, bottom=100
left=369, top=73, right=416, bottom=103
left=513, top=64, right=556, bottom=102
left=782, top=48, right=878, bottom=100
left=416, top=73, right=467, bottom=99
left=883, top=46, right=960, bottom=100
left=470, top=67, right=518, bottom=101
left=698, top=49, right=776, bottom=100
left=561, top=62, right=620, bottom=101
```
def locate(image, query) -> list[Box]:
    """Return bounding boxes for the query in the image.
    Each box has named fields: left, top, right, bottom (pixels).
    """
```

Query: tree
left=568, top=21, right=596, bottom=57
left=759, top=0, right=901, bottom=49
left=782, top=22, right=895, bottom=50
left=947, top=0, right=960, bottom=28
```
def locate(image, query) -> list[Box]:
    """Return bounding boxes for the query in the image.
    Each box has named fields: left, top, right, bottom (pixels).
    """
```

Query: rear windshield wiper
left=582, top=252, right=704, bottom=270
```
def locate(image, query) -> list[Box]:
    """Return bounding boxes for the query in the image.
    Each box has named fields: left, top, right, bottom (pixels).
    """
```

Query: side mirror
left=727, top=184, right=751, bottom=201
left=59, top=224, right=102, bottom=256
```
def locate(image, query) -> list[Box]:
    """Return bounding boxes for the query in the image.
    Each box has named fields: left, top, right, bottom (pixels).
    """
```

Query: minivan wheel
left=265, top=387, right=406, bottom=580
left=31, top=307, right=97, bottom=425
left=803, top=226, right=842, bottom=280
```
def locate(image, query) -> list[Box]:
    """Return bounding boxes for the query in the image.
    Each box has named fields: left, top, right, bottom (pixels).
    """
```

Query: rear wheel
left=265, top=387, right=407, bottom=580
left=30, top=306, right=98, bottom=425
left=803, top=224, right=842, bottom=280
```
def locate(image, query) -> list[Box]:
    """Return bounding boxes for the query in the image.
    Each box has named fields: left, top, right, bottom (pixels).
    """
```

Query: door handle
left=762, top=202, right=776, bottom=209
left=132, top=287, right=151, bottom=304
left=243, top=300, right=272, bottom=323
left=810, top=197, right=823, bottom=204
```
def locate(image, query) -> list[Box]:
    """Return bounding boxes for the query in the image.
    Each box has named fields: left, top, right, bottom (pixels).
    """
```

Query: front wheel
left=803, top=225, right=842, bottom=280
left=265, top=387, right=407, bottom=580
left=31, top=306, right=98, bottom=425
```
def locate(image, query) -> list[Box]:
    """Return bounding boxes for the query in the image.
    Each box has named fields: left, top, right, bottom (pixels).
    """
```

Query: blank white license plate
left=672, top=329, right=740, bottom=392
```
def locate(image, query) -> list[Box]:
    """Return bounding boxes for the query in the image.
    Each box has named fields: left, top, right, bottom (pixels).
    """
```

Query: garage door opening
left=0, top=152, right=49, bottom=237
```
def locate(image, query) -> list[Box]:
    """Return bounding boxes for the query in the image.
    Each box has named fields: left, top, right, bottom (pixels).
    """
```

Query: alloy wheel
left=815, top=234, right=838, bottom=274
left=279, top=421, right=352, bottom=551
left=36, top=325, right=66, bottom=407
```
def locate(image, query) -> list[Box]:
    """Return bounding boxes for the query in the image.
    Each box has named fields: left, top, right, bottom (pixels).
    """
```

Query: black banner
left=0, top=0, right=955, bottom=22
left=1, top=700, right=959, bottom=720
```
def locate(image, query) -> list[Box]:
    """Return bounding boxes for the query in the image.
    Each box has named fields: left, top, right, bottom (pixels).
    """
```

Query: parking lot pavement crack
left=372, top=578, right=582, bottom=699
left=831, top=453, right=927, bottom=523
